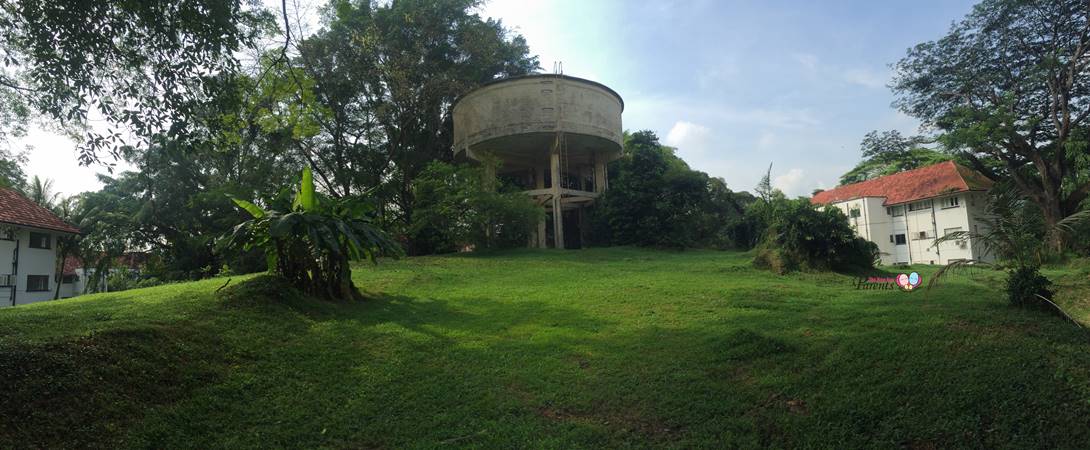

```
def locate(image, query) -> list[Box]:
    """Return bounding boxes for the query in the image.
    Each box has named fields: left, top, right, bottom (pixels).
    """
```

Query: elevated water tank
left=452, top=74, right=624, bottom=249
left=452, top=74, right=624, bottom=170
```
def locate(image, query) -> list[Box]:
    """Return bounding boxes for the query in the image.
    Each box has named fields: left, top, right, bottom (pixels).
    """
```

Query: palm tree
left=27, top=175, right=59, bottom=209
left=929, top=182, right=1089, bottom=322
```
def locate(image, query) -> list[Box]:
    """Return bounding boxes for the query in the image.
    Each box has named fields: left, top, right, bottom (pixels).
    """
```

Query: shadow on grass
left=4, top=272, right=1090, bottom=448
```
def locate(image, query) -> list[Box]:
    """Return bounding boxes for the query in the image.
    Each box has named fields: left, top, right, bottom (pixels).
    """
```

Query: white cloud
left=664, top=120, right=712, bottom=154
left=773, top=168, right=808, bottom=197
left=792, top=53, right=819, bottom=72
left=697, top=57, right=740, bottom=89
left=843, top=67, right=887, bottom=89
left=757, top=131, right=777, bottom=149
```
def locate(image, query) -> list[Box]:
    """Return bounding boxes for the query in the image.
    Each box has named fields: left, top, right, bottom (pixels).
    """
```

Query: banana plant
left=223, top=168, right=401, bottom=300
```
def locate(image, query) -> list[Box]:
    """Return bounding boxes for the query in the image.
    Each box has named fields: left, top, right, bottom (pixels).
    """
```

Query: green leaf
left=300, top=167, right=317, bottom=212
left=229, top=196, right=265, bottom=219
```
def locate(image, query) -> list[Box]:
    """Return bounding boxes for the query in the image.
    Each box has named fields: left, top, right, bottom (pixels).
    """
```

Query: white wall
left=831, top=192, right=990, bottom=266
left=0, top=227, right=64, bottom=307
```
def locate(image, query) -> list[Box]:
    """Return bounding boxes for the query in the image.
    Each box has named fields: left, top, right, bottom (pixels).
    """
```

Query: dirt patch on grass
left=0, top=325, right=228, bottom=448
left=536, top=405, right=678, bottom=441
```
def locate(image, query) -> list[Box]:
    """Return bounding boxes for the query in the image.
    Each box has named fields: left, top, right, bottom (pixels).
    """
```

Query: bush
left=590, top=131, right=749, bottom=249
left=224, top=168, right=401, bottom=301
left=751, top=196, right=878, bottom=273
left=1005, top=266, right=1054, bottom=309
left=411, top=161, right=543, bottom=254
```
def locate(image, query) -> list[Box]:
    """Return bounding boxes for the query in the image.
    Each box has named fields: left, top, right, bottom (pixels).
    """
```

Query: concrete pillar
left=535, top=165, right=547, bottom=248
left=594, top=154, right=607, bottom=193
left=551, top=151, right=565, bottom=249
left=482, top=162, right=496, bottom=192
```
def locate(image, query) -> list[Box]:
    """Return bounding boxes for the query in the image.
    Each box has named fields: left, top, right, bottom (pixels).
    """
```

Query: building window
left=849, top=208, right=861, bottom=218
left=917, top=231, right=929, bottom=240
left=894, top=234, right=907, bottom=245
left=945, top=227, right=967, bottom=247
left=26, top=275, right=49, bottom=292
left=28, top=232, right=51, bottom=249
left=888, top=206, right=904, bottom=217
left=0, top=229, right=13, bottom=241
left=908, top=200, right=933, bottom=211
left=941, top=196, right=960, bottom=209
left=60, top=274, right=79, bottom=284
left=889, top=235, right=894, bottom=243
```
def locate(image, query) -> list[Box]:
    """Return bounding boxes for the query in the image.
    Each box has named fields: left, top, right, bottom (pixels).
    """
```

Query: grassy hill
left=2, top=248, right=1089, bottom=448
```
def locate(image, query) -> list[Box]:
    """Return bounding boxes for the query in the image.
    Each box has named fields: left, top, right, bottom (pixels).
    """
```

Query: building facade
left=0, top=187, right=81, bottom=307
left=811, top=161, right=995, bottom=266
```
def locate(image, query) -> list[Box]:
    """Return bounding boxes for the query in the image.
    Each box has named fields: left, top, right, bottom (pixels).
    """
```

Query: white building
left=811, top=161, right=995, bottom=266
left=0, top=187, right=81, bottom=307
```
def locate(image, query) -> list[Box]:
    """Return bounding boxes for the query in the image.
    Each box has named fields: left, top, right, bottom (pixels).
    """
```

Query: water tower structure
left=452, top=74, right=624, bottom=249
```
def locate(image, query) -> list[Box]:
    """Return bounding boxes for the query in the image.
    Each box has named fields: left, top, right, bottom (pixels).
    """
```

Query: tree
left=838, top=130, right=957, bottom=185
left=893, top=0, right=1090, bottom=249
left=593, top=130, right=746, bottom=248
left=224, top=168, right=401, bottom=300
left=292, top=0, right=538, bottom=253
left=411, top=161, right=542, bottom=253
left=0, top=147, right=26, bottom=191
left=26, top=175, right=57, bottom=208
left=931, top=183, right=1090, bottom=311
left=0, top=1, right=272, bottom=163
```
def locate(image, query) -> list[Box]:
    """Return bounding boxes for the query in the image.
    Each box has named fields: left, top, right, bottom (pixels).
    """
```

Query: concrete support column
left=594, top=154, right=608, bottom=193
left=482, top=161, right=496, bottom=192
left=551, top=151, right=565, bottom=249
left=535, top=166, right=547, bottom=248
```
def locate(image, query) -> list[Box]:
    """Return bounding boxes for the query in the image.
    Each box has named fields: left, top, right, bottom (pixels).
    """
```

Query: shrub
left=591, top=131, right=749, bottom=249
left=1005, top=266, right=1054, bottom=309
left=411, top=161, right=543, bottom=254
left=223, top=168, right=401, bottom=301
left=751, top=196, right=878, bottom=273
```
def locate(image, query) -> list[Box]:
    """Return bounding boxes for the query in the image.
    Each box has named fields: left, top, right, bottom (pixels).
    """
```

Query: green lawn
left=2, top=248, right=1089, bottom=448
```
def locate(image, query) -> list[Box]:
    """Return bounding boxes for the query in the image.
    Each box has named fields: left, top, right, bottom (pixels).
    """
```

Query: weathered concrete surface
left=452, top=74, right=623, bottom=171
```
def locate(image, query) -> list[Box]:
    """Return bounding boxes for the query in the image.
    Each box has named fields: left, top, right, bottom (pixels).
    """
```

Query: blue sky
left=481, top=0, right=977, bottom=196
left=19, top=0, right=977, bottom=197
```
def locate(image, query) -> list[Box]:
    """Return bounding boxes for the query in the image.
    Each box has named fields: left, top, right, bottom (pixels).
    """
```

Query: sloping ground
left=1, top=248, right=1088, bottom=448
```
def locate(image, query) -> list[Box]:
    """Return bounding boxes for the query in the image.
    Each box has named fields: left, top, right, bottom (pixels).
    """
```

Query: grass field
left=1, top=247, right=1089, bottom=448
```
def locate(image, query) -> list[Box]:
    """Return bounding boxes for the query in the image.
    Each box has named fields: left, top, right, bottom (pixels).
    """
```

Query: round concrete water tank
left=452, top=74, right=623, bottom=171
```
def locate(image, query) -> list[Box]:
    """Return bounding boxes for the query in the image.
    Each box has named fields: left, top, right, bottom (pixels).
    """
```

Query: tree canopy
left=0, top=1, right=272, bottom=164
left=839, top=130, right=957, bottom=185
left=892, top=0, right=1090, bottom=246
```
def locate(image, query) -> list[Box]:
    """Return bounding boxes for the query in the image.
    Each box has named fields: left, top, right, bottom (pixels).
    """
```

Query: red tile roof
left=0, top=187, right=81, bottom=234
left=811, top=161, right=993, bottom=206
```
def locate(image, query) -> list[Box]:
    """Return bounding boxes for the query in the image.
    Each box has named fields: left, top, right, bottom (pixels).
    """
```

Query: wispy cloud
left=792, top=53, right=819, bottom=72
left=843, top=67, right=888, bottom=89
left=773, top=168, right=808, bottom=197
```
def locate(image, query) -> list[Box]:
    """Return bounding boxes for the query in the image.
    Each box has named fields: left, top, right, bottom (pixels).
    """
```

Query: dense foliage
left=291, top=0, right=538, bottom=254
left=1005, top=266, right=1055, bottom=310
left=893, top=0, right=1090, bottom=249
left=411, top=161, right=542, bottom=253
left=224, top=168, right=401, bottom=300
left=750, top=194, right=878, bottom=274
left=838, top=130, right=958, bottom=185
left=591, top=131, right=748, bottom=248
left=0, top=0, right=272, bottom=163
left=0, top=0, right=542, bottom=283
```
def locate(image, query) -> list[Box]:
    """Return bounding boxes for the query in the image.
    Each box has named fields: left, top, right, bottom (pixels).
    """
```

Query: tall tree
left=893, top=0, right=1090, bottom=248
left=0, top=147, right=26, bottom=191
left=839, top=130, right=957, bottom=185
left=292, top=0, right=538, bottom=253
left=26, top=175, right=57, bottom=208
left=0, top=1, right=272, bottom=163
